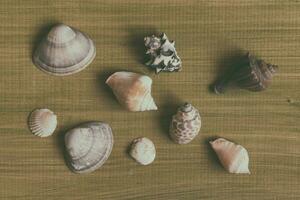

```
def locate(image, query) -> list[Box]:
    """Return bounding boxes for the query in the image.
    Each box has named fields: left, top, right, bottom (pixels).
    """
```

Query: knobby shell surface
left=210, top=138, right=250, bottom=174
left=214, top=52, right=278, bottom=94
left=144, top=33, right=181, bottom=73
left=64, top=122, right=113, bottom=174
left=129, top=137, right=156, bottom=165
left=106, top=71, right=158, bottom=112
left=28, top=108, right=57, bottom=137
left=169, top=103, right=201, bottom=144
left=33, top=24, right=96, bottom=76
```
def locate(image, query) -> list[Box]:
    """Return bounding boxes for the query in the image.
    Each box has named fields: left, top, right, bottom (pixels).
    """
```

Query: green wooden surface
left=0, top=0, right=299, bottom=199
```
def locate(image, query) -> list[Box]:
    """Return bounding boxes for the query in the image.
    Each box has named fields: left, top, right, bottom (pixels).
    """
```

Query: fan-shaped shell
left=64, top=122, right=113, bottom=174
left=106, top=71, right=158, bottom=112
left=33, top=24, right=96, bottom=76
left=214, top=52, right=278, bottom=94
left=169, top=103, right=201, bottom=144
left=28, top=108, right=57, bottom=137
left=129, top=137, right=156, bottom=165
left=210, top=138, right=250, bottom=174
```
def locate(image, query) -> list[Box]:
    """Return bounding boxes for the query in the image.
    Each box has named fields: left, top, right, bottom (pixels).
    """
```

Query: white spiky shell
left=64, top=122, right=113, bottom=174
left=28, top=108, right=57, bottom=137
left=210, top=138, right=250, bottom=174
left=169, top=103, right=201, bottom=144
left=33, top=24, right=96, bottom=76
left=106, top=71, right=158, bottom=112
left=144, top=33, right=182, bottom=73
left=129, top=137, right=156, bottom=165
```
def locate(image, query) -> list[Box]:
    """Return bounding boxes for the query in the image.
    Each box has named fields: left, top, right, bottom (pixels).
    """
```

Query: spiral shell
left=106, top=71, right=158, bottom=112
left=28, top=108, right=57, bottom=137
left=214, top=52, right=278, bottom=94
left=64, top=122, right=113, bottom=174
left=129, top=137, right=156, bottom=165
left=144, top=33, right=181, bottom=73
left=210, top=138, right=250, bottom=174
left=33, top=24, right=96, bottom=76
left=169, top=103, right=201, bottom=144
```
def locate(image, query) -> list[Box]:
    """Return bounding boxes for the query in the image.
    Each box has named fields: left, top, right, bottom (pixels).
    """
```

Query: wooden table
left=0, top=1, right=299, bottom=199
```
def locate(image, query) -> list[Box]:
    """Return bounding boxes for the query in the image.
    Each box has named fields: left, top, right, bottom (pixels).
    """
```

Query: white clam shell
left=28, top=108, right=57, bottom=137
left=210, top=138, right=250, bottom=174
left=64, top=122, right=113, bottom=174
left=129, top=137, right=156, bottom=165
left=106, top=71, right=158, bottom=112
left=33, top=24, right=96, bottom=76
left=169, top=103, right=201, bottom=144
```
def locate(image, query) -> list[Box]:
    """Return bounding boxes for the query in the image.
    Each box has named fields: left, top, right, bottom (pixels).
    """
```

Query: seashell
left=169, top=103, right=201, bottom=144
left=210, top=138, right=250, bottom=174
left=64, top=122, right=113, bottom=174
left=129, top=137, right=156, bottom=165
left=28, top=108, right=57, bottom=137
left=33, top=24, right=96, bottom=76
left=214, top=52, right=278, bottom=94
left=144, top=33, right=181, bottom=73
left=106, top=71, right=158, bottom=112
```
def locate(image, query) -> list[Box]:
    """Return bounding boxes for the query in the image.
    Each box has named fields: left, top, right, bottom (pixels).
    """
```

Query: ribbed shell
left=169, top=103, right=201, bottom=144
left=106, top=71, right=158, bottom=112
left=215, top=53, right=278, bottom=94
left=33, top=24, right=96, bottom=76
left=28, top=108, right=57, bottom=137
left=64, top=122, right=113, bottom=174
left=210, top=138, right=250, bottom=174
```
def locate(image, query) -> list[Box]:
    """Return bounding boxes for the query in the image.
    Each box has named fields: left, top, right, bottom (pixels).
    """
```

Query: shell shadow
left=26, top=108, right=36, bottom=130
left=96, top=69, right=130, bottom=111
left=203, top=136, right=224, bottom=171
left=125, top=140, right=134, bottom=161
left=209, top=48, right=245, bottom=93
left=127, top=25, right=159, bottom=64
left=97, top=69, right=120, bottom=103
left=54, top=122, right=82, bottom=173
left=30, top=21, right=60, bottom=57
left=158, top=93, right=183, bottom=140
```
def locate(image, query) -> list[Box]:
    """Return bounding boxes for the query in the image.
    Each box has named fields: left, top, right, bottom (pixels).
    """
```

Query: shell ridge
left=70, top=128, right=95, bottom=163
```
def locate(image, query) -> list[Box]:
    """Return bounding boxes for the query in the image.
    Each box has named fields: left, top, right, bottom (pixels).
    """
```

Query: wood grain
left=0, top=0, right=299, bottom=199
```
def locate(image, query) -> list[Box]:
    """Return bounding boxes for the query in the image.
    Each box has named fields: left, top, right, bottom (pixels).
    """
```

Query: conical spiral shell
left=64, top=122, right=113, bottom=174
left=210, top=138, right=250, bottom=174
left=28, top=108, right=57, bottom=137
left=106, top=71, right=158, bottom=112
left=169, top=103, right=201, bottom=144
left=33, top=24, right=96, bottom=76
left=214, top=52, right=278, bottom=94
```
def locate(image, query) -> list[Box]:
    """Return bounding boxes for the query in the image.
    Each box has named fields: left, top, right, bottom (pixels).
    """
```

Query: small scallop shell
left=129, top=137, right=156, bottom=165
left=169, top=103, right=201, bottom=144
left=210, top=138, right=250, bottom=174
left=64, top=122, right=113, bottom=174
left=33, top=24, right=96, bottom=76
left=106, top=71, right=158, bottom=112
left=28, top=108, right=57, bottom=137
